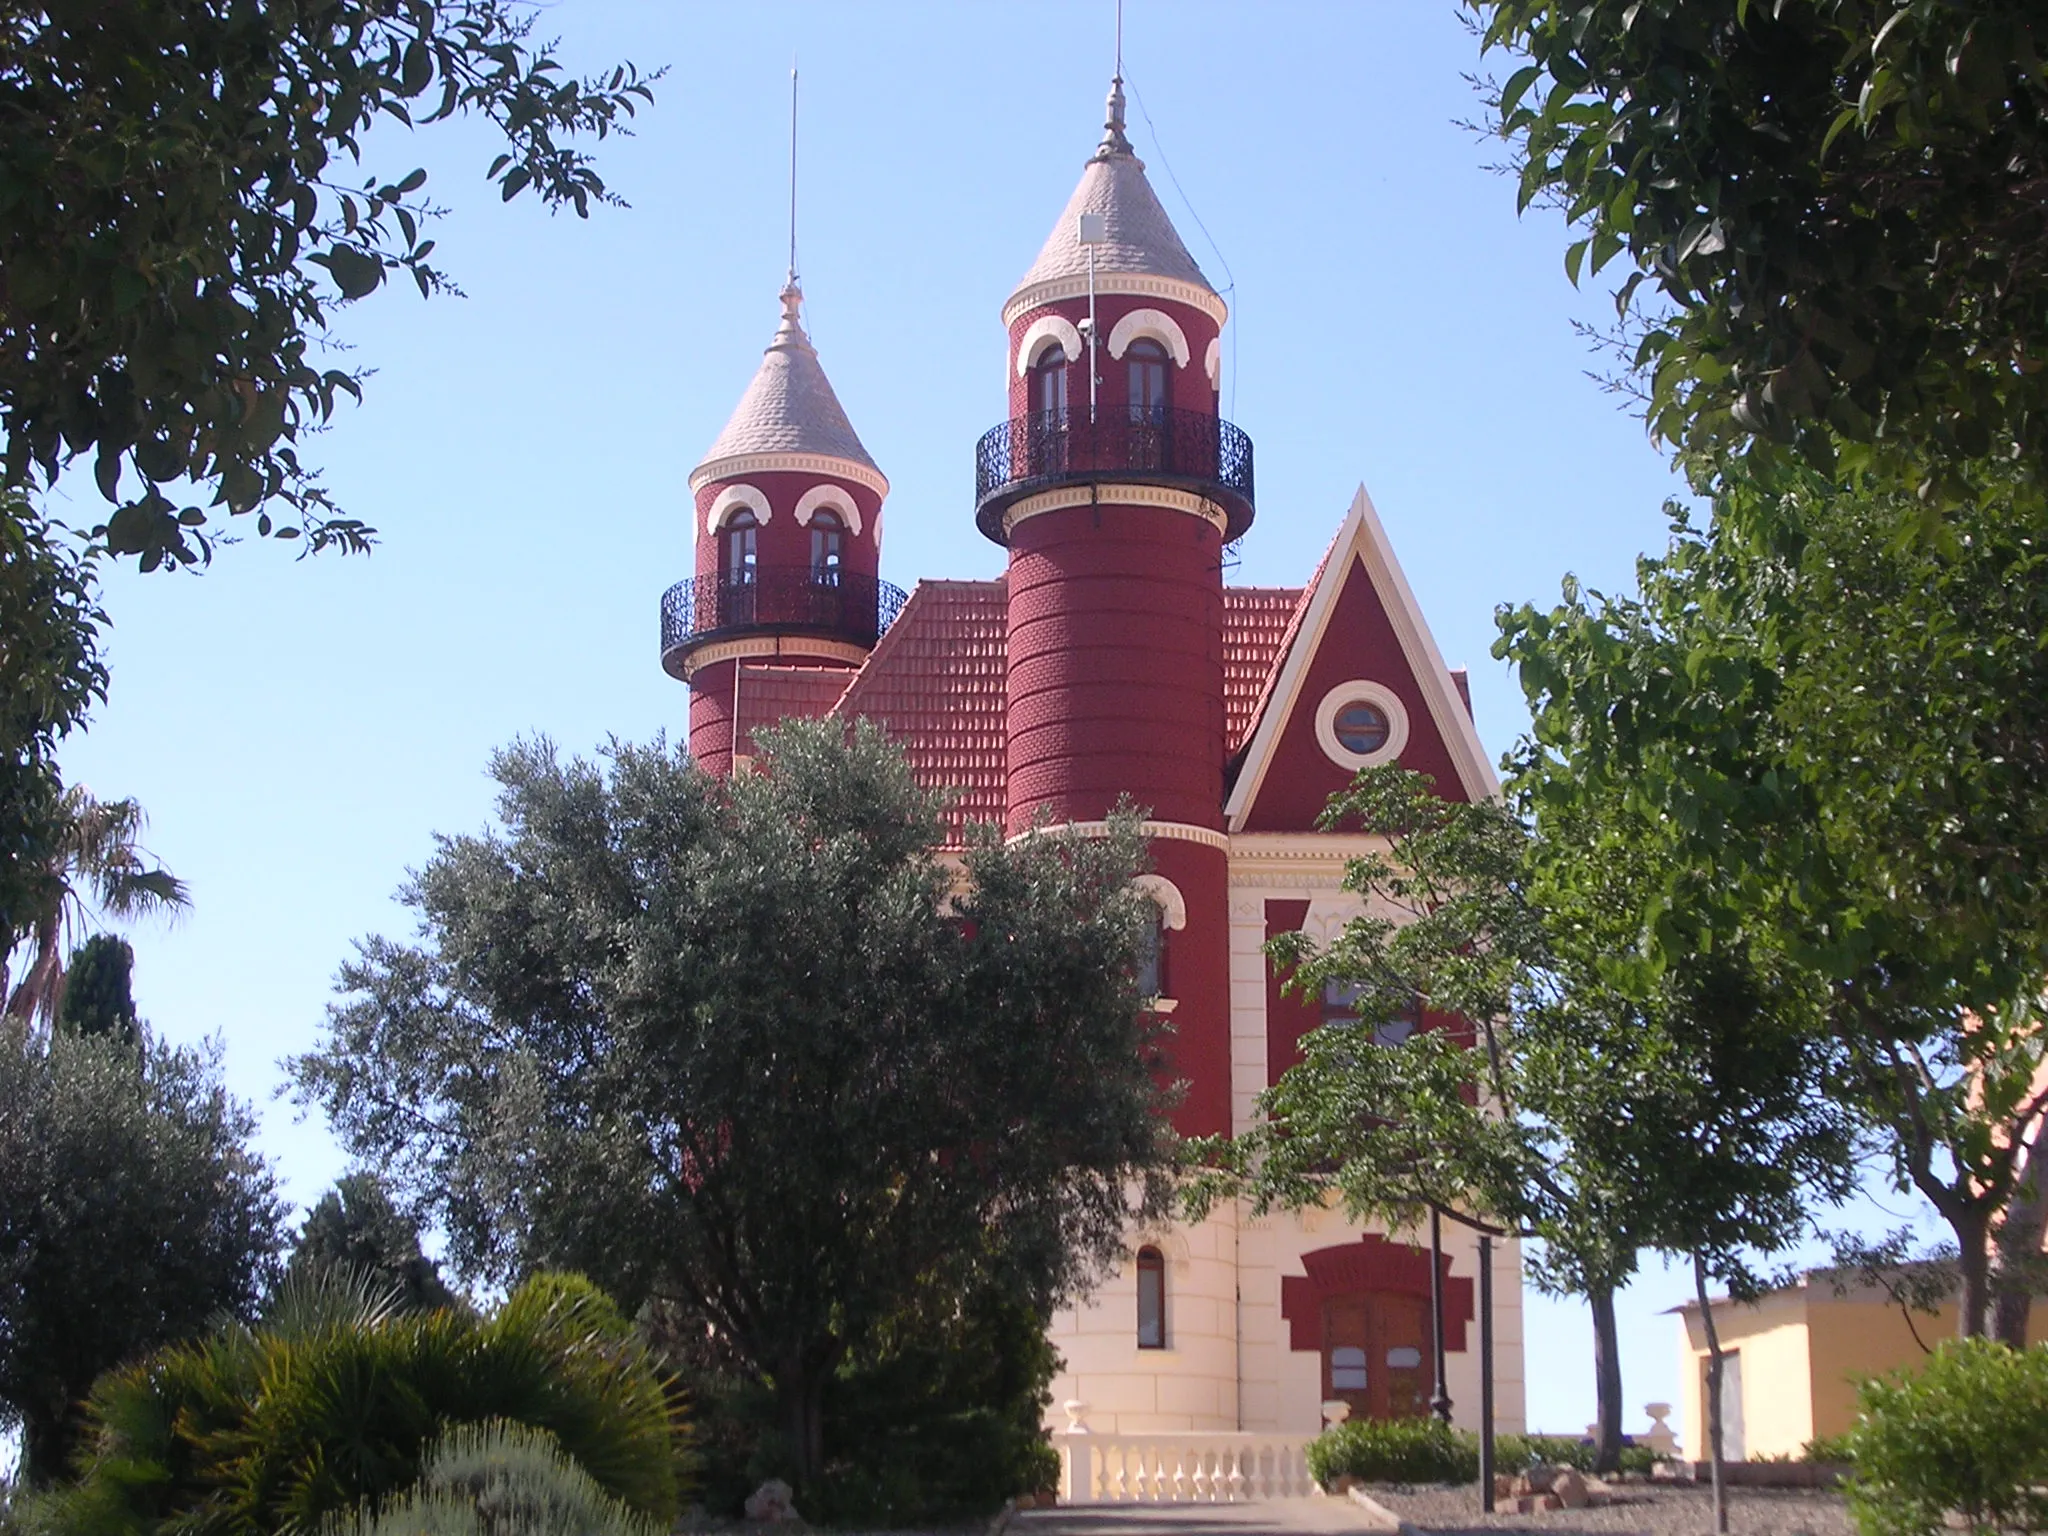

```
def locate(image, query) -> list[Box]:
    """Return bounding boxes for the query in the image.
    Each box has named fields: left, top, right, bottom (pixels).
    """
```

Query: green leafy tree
left=53, top=934, right=137, bottom=1045
left=0, top=3, right=657, bottom=569
left=1498, top=467, right=2048, bottom=1342
left=291, top=721, right=1175, bottom=1483
left=1471, top=0, right=2048, bottom=513
left=1195, top=768, right=1856, bottom=1478
left=27, top=1271, right=684, bottom=1535
left=3, top=786, right=188, bottom=1029
left=0, top=495, right=105, bottom=956
left=288, top=1171, right=462, bottom=1315
left=0, top=1024, right=286, bottom=1483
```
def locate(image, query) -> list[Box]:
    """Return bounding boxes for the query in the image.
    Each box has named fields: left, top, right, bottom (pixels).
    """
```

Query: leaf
left=324, top=247, right=384, bottom=301
left=499, top=167, right=532, bottom=201
left=1500, top=64, right=1544, bottom=119
left=1565, top=237, right=1590, bottom=287
left=401, top=40, right=433, bottom=95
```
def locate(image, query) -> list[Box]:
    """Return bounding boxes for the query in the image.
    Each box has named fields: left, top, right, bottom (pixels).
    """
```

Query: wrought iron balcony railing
left=659, top=567, right=908, bottom=677
left=973, top=407, right=1255, bottom=542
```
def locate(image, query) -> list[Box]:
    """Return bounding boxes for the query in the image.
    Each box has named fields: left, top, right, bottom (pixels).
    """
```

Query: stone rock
left=1553, top=1468, right=1589, bottom=1509
left=1492, top=1473, right=1518, bottom=1502
left=1524, top=1464, right=1562, bottom=1493
left=1584, top=1476, right=1616, bottom=1507
left=1513, top=1492, right=1563, bottom=1514
left=745, top=1480, right=801, bottom=1523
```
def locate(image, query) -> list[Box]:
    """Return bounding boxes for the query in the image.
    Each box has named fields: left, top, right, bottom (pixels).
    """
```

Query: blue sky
left=48, top=1, right=1943, bottom=1450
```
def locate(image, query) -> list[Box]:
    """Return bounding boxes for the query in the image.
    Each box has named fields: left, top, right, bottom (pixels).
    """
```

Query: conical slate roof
left=1008, top=78, right=1216, bottom=309
left=695, top=282, right=880, bottom=484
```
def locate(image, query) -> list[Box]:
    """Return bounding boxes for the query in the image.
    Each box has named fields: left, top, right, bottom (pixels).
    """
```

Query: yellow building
left=1675, top=1269, right=2048, bottom=1460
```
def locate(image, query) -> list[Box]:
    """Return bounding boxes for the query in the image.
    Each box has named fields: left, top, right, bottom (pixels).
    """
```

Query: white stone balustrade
left=1051, top=1431, right=1318, bottom=1504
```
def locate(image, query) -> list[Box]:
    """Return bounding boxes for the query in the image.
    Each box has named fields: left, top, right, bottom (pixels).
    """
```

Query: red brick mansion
left=659, top=76, right=1524, bottom=1442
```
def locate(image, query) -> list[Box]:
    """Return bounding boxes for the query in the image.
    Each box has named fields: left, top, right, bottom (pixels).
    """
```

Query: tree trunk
left=1953, top=1206, right=1993, bottom=1339
left=778, top=1357, right=829, bottom=1485
left=22, top=1386, right=78, bottom=1487
left=1692, top=1255, right=1727, bottom=1536
left=1991, top=1122, right=2046, bottom=1348
left=1588, top=1279, right=1624, bottom=1476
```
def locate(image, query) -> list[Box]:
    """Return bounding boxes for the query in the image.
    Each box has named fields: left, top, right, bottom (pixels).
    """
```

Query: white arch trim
left=1014, top=314, right=1084, bottom=376
left=705, top=482, right=772, bottom=534
left=1107, top=307, right=1192, bottom=369
left=1205, top=336, right=1222, bottom=393
left=1131, top=873, right=1189, bottom=932
left=793, top=483, right=863, bottom=537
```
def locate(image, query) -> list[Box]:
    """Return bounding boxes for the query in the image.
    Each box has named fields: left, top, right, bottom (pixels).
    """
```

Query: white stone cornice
left=1003, top=272, right=1227, bottom=330
left=1003, top=482, right=1228, bottom=539
left=1009, top=819, right=1230, bottom=852
left=673, top=634, right=867, bottom=680
left=690, top=451, right=889, bottom=499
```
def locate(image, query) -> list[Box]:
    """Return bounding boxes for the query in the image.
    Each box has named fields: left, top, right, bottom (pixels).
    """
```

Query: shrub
left=1308, top=1418, right=1478, bottom=1486
left=25, top=1272, right=687, bottom=1536
left=1493, top=1434, right=1594, bottom=1472
left=1802, top=1432, right=1857, bottom=1465
left=1844, top=1338, right=2048, bottom=1536
left=328, top=1421, right=664, bottom=1536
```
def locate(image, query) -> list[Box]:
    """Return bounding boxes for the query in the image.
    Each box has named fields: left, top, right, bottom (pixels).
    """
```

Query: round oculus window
left=1333, top=701, right=1391, bottom=756
left=1314, top=681, right=1410, bottom=770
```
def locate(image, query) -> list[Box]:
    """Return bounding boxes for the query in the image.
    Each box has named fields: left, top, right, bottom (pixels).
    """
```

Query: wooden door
left=1322, top=1292, right=1434, bottom=1421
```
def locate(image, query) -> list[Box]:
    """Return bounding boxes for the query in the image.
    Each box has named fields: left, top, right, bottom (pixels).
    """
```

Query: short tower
left=662, top=281, right=902, bottom=775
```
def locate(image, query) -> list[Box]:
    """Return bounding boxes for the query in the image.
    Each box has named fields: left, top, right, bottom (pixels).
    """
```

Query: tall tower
left=975, top=77, right=1254, bottom=1139
left=661, top=280, right=897, bottom=775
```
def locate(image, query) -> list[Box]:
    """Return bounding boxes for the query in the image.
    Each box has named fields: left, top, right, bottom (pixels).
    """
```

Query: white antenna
left=787, top=59, right=800, bottom=286
left=1115, top=0, right=1124, bottom=79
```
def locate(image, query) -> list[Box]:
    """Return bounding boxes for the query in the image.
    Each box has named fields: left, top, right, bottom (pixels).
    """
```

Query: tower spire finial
left=786, top=58, right=800, bottom=290
left=1096, top=0, right=1133, bottom=158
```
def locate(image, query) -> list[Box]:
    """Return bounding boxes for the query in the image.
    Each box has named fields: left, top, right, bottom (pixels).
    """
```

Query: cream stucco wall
left=1677, top=1281, right=2048, bottom=1459
left=1043, top=849, right=1529, bottom=1439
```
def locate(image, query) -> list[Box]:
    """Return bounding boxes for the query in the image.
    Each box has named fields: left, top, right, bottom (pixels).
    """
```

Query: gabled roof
left=1224, top=484, right=1499, bottom=828
left=692, top=282, right=882, bottom=491
left=1005, top=78, right=1224, bottom=325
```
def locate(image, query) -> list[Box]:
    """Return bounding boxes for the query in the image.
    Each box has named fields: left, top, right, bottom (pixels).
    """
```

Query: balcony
left=973, top=407, right=1255, bottom=543
left=660, top=567, right=908, bottom=679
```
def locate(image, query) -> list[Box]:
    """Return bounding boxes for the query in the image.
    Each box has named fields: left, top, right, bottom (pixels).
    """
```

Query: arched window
left=809, top=509, right=843, bottom=585
left=1033, top=346, right=1069, bottom=424
left=1136, top=908, right=1167, bottom=1000
left=1127, top=338, right=1168, bottom=423
left=1136, top=1246, right=1166, bottom=1349
left=723, top=509, right=758, bottom=585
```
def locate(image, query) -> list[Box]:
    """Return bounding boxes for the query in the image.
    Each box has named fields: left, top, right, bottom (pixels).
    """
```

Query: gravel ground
left=1364, top=1483, right=1856, bottom=1536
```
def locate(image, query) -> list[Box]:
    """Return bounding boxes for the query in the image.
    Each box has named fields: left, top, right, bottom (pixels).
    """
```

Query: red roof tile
left=734, top=664, right=855, bottom=757
left=1223, top=588, right=1304, bottom=753
left=833, top=581, right=1010, bottom=839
